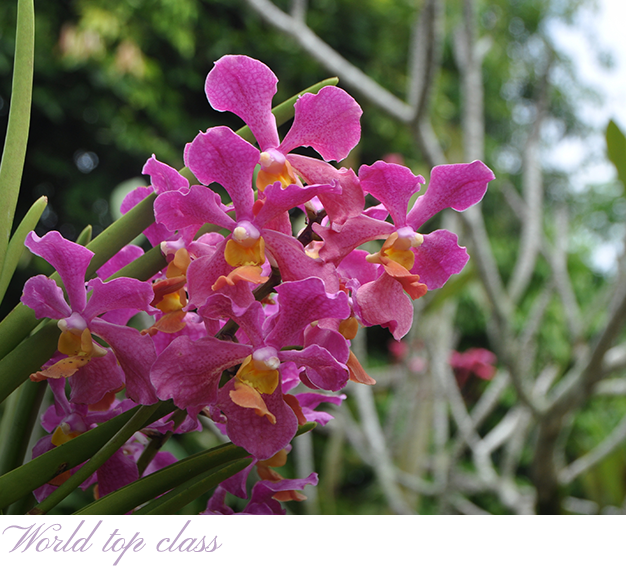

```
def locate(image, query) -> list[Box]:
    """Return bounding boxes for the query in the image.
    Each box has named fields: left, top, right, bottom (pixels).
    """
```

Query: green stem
left=0, top=399, right=174, bottom=510
left=0, top=195, right=47, bottom=305
left=30, top=404, right=159, bottom=514
left=135, top=409, right=187, bottom=476
left=0, top=0, right=35, bottom=276
left=0, top=380, right=47, bottom=481
left=0, top=319, right=60, bottom=406
left=135, top=459, right=251, bottom=515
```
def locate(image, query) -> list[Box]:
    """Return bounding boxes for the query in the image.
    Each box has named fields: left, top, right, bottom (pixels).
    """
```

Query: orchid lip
left=252, top=346, right=281, bottom=371
left=58, top=312, right=88, bottom=334
left=396, top=226, right=423, bottom=249
left=259, top=149, right=286, bottom=174
left=232, top=220, right=261, bottom=248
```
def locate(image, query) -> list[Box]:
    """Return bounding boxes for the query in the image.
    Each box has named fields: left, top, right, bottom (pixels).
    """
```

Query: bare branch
left=290, top=0, right=307, bottom=22
left=243, top=0, right=415, bottom=122
left=508, top=57, right=551, bottom=302
left=559, top=412, right=626, bottom=485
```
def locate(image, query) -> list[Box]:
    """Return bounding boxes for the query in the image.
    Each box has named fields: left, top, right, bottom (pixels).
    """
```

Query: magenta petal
left=90, top=318, right=158, bottom=405
left=199, top=296, right=266, bottom=348
left=264, top=277, right=350, bottom=349
left=151, top=335, right=251, bottom=409
left=244, top=473, right=318, bottom=514
left=217, top=380, right=298, bottom=460
left=314, top=215, right=394, bottom=265
left=96, top=449, right=139, bottom=498
left=254, top=180, right=340, bottom=228
left=205, top=55, right=280, bottom=150
left=154, top=185, right=236, bottom=233
left=68, top=351, right=125, bottom=405
left=261, top=229, right=340, bottom=294
left=285, top=157, right=365, bottom=228
left=337, top=249, right=379, bottom=286
left=84, top=277, right=154, bottom=321
left=411, top=229, right=469, bottom=289
left=142, top=155, right=189, bottom=195
left=184, top=127, right=258, bottom=220
left=407, top=160, right=495, bottom=229
left=97, top=245, right=144, bottom=280
left=304, top=323, right=350, bottom=364
left=279, top=345, right=349, bottom=391
left=25, top=231, right=92, bottom=313
left=21, top=275, right=71, bottom=320
left=279, top=86, right=362, bottom=162
left=356, top=272, right=413, bottom=340
left=359, top=161, right=425, bottom=227
left=121, top=186, right=174, bottom=247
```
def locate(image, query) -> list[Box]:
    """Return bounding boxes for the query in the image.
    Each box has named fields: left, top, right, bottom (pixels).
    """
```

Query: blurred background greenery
left=2, top=0, right=626, bottom=514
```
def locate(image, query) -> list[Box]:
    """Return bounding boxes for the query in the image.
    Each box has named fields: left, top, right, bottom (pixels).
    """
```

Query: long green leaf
left=75, top=422, right=316, bottom=515
left=75, top=443, right=250, bottom=515
left=136, top=460, right=251, bottom=515
left=606, top=119, right=626, bottom=191
left=0, top=399, right=175, bottom=510
left=0, top=319, right=60, bottom=405
left=0, top=0, right=35, bottom=277
left=32, top=404, right=160, bottom=514
left=0, top=195, right=47, bottom=304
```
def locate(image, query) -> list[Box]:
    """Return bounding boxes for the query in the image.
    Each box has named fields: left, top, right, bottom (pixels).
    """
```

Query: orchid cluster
left=11, top=55, right=494, bottom=514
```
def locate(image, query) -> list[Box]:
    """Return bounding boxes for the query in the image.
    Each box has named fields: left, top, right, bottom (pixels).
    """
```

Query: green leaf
left=75, top=225, right=93, bottom=246
left=0, top=399, right=175, bottom=510
left=136, top=459, right=251, bottom=515
left=0, top=0, right=35, bottom=278
left=75, top=422, right=316, bottom=515
left=32, top=404, right=161, bottom=514
left=606, top=119, right=626, bottom=190
left=75, top=443, right=250, bottom=515
left=0, top=195, right=47, bottom=304
left=0, top=319, right=60, bottom=405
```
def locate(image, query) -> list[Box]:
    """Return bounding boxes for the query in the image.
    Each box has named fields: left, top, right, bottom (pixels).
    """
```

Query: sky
left=547, top=0, right=626, bottom=183
left=546, top=0, right=626, bottom=270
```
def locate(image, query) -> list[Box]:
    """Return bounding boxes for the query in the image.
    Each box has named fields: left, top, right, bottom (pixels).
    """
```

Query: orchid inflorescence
left=20, top=55, right=494, bottom=514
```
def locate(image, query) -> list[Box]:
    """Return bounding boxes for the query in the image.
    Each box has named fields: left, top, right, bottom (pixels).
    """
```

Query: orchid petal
left=279, top=345, right=349, bottom=391
left=142, top=155, right=189, bottom=195
left=96, top=245, right=144, bottom=280
left=25, top=231, right=92, bottom=313
left=84, top=277, right=154, bottom=321
left=410, top=229, right=469, bottom=289
left=68, top=351, right=125, bottom=406
left=313, top=215, right=394, bottom=265
left=262, top=229, right=340, bottom=292
left=356, top=272, right=413, bottom=340
left=151, top=335, right=251, bottom=409
left=21, top=275, right=71, bottom=320
left=205, top=55, right=280, bottom=150
left=90, top=318, right=158, bottom=405
left=264, top=277, right=350, bottom=349
left=217, top=380, right=298, bottom=460
left=154, top=185, right=236, bottom=233
left=253, top=180, right=340, bottom=228
left=184, top=126, right=258, bottom=220
left=359, top=161, right=425, bottom=227
left=407, top=161, right=495, bottom=229
left=278, top=86, right=362, bottom=162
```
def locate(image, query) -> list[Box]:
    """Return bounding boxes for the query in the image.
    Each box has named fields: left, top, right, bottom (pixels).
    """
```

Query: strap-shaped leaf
left=0, top=399, right=174, bottom=510
left=0, top=196, right=47, bottom=304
